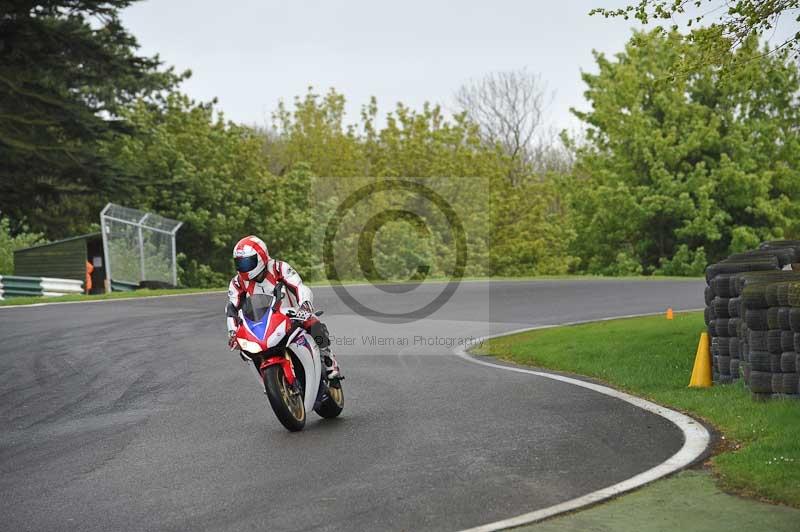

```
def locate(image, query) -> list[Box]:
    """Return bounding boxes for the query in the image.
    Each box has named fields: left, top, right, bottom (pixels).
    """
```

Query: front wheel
left=263, top=365, right=306, bottom=431
left=315, top=381, right=344, bottom=419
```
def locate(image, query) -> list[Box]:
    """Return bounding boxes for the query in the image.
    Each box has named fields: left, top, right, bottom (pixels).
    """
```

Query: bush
left=0, top=217, right=46, bottom=275
left=655, top=245, right=707, bottom=276
left=177, top=254, right=229, bottom=288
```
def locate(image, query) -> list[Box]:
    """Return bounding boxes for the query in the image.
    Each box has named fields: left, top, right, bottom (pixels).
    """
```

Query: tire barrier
left=704, top=240, right=800, bottom=399
left=0, top=275, right=84, bottom=299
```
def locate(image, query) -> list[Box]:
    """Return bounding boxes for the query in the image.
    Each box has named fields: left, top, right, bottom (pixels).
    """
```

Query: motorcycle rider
left=225, top=235, right=342, bottom=380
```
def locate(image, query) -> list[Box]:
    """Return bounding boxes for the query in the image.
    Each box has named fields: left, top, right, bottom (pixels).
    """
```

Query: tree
left=0, top=216, right=45, bottom=275
left=0, top=0, right=186, bottom=236
left=592, top=1, right=800, bottom=60
left=269, top=87, right=577, bottom=278
left=104, top=94, right=273, bottom=286
left=490, top=176, right=577, bottom=276
left=270, top=87, right=366, bottom=178
left=569, top=29, right=800, bottom=275
left=454, top=70, right=556, bottom=183
left=360, top=101, right=503, bottom=278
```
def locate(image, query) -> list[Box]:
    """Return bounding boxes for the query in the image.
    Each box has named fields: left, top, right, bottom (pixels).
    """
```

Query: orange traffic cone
left=688, top=332, right=712, bottom=388
left=666, top=307, right=674, bottom=320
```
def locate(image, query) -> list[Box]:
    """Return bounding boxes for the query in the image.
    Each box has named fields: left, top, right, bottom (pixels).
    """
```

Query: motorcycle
left=233, top=283, right=344, bottom=431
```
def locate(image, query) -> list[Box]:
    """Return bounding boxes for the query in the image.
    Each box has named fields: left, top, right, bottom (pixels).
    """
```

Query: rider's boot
left=321, top=347, right=343, bottom=380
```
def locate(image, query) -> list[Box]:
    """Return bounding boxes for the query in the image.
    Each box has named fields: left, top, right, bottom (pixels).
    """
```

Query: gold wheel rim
left=278, top=373, right=304, bottom=420
left=328, top=384, right=343, bottom=407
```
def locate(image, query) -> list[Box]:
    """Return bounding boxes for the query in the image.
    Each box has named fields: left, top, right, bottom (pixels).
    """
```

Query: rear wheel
left=315, top=381, right=344, bottom=419
left=263, top=365, right=306, bottom=431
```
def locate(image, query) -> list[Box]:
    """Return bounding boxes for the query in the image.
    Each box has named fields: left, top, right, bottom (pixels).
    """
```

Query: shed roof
left=14, top=232, right=101, bottom=254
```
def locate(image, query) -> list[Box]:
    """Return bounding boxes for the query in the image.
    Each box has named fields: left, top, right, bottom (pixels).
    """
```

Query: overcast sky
left=120, top=1, right=795, bottom=134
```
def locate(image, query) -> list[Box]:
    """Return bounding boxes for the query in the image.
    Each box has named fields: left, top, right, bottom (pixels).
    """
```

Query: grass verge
left=516, top=470, right=800, bottom=532
left=473, top=312, right=800, bottom=507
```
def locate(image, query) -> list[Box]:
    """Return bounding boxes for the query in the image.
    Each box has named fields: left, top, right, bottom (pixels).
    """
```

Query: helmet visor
left=235, top=254, right=259, bottom=273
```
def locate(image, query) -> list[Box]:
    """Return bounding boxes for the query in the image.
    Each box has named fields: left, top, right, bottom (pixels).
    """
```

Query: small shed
left=14, top=233, right=107, bottom=294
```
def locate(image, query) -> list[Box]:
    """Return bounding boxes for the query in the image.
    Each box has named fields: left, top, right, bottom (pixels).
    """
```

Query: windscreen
left=241, top=293, right=275, bottom=323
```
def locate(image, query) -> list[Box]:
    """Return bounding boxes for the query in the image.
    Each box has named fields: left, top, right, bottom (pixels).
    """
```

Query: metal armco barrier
left=40, top=277, right=85, bottom=297
left=0, top=275, right=83, bottom=299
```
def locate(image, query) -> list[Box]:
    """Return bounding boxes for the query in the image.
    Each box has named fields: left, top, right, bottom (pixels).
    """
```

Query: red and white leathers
left=225, top=258, right=313, bottom=334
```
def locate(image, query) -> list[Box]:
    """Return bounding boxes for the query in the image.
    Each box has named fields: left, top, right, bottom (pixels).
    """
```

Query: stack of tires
left=759, top=240, right=800, bottom=267
left=745, top=281, right=800, bottom=399
left=705, top=254, right=782, bottom=383
left=732, top=271, right=800, bottom=390
left=709, top=238, right=800, bottom=398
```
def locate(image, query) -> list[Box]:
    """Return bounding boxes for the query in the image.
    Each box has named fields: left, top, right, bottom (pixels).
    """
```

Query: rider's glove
left=227, top=330, right=238, bottom=351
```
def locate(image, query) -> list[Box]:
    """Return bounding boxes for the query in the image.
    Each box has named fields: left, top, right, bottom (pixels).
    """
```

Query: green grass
left=517, top=471, right=800, bottom=532
left=0, top=275, right=702, bottom=307
left=473, top=312, right=800, bottom=507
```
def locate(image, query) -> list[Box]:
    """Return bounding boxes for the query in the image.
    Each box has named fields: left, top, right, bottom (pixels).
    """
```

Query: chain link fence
left=100, top=203, right=182, bottom=288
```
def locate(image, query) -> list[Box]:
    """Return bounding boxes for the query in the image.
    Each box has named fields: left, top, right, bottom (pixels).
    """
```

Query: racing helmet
left=233, top=236, right=269, bottom=281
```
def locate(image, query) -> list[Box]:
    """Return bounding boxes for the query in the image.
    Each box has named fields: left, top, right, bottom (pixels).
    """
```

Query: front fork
left=241, top=351, right=301, bottom=395
left=259, top=354, right=296, bottom=386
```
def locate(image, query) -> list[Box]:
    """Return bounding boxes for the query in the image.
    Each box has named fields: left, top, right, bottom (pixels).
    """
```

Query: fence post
left=172, top=222, right=183, bottom=287
left=137, top=213, right=148, bottom=283
left=100, top=203, right=113, bottom=293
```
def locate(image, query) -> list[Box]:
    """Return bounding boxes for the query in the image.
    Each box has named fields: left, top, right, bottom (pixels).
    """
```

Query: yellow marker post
left=666, top=307, right=674, bottom=320
left=688, top=332, right=712, bottom=388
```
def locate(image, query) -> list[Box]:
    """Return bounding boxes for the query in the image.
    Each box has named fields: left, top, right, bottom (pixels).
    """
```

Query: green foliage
left=177, top=254, right=229, bottom=289
left=0, top=217, right=46, bottom=275
left=266, top=88, right=577, bottom=280
left=728, top=226, right=762, bottom=254
left=262, top=164, right=326, bottom=280
left=591, top=1, right=800, bottom=60
left=490, top=177, right=577, bottom=276
left=104, top=96, right=346, bottom=286
left=655, top=244, right=707, bottom=276
left=569, top=29, right=800, bottom=274
left=271, top=89, right=365, bottom=177
left=0, top=0, right=186, bottom=235
left=370, top=219, right=437, bottom=280
left=104, top=93, right=272, bottom=283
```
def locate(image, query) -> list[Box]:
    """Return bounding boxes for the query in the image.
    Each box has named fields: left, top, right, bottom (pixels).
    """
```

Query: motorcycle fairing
left=287, top=330, right=322, bottom=414
left=242, top=308, right=290, bottom=348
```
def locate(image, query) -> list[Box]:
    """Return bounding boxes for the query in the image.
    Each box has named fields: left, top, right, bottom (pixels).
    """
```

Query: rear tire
left=263, top=365, right=306, bottom=432
left=315, top=381, right=344, bottom=419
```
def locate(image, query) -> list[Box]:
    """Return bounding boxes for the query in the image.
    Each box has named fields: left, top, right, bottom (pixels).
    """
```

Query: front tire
left=263, top=365, right=306, bottom=431
left=315, top=381, right=344, bottom=419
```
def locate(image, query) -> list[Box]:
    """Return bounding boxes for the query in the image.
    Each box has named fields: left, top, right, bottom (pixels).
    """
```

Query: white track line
left=454, top=310, right=710, bottom=532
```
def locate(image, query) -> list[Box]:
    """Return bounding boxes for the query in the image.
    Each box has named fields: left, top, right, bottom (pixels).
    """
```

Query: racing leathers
left=225, top=259, right=341, bottom=379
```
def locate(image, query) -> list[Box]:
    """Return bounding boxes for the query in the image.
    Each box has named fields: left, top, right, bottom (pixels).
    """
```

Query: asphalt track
left=0, top=279, right=705, bottom=531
